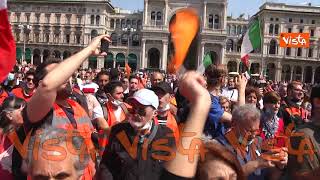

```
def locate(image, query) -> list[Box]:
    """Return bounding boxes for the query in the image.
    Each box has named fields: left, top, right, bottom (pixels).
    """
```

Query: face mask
left=128, top=117, right=152, bottom=131
left=7, top=73, right=14, bottom=81
left=111, top=100, right=122, bottom=107
left=85, top=80, right=90, bottom=84
left=158, top=104, right=170, bottom=112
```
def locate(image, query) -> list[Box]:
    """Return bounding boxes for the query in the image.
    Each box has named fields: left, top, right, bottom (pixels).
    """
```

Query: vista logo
left=279, top=33, right=310, bottom=48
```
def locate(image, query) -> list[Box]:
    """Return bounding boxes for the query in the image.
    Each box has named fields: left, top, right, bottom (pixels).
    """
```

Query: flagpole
left=259, top=15, right=265, bottom=79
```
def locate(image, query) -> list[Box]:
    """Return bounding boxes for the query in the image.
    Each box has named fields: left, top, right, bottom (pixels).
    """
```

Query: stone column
left=141, top=39, right=146, bottom=69
left=60, top=54, right=63, bottom=60
left=203, top=1, right=207, bottom=29
left=164, top=0, right=169, bottom=26
left=276, top=61, right=282, bottom=82
left=200, top=43, right=205, bottom=66
left=221, top=44, right=226, bottom=65
left=40, top=53, right=44, bottom=63
left=97, top=56, right=104, bottom=69
left=290, top=66, right=294, bottom=81
left=162, top=40, right=168, bottom=71
left=312, top=68, right=316, bottom=84
left=31, top=53, right=34, bottom=65
left=301, top=66, right=305, bottom=82
left=144, top=0, right=148, bottom=25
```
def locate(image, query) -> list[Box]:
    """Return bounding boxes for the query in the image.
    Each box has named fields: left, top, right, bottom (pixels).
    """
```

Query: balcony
left=201, top=28, right=227, bottom=36
left=142, top=25, right=168, bottom=32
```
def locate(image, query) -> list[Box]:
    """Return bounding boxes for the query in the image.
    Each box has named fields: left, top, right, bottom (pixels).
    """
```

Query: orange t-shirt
left=11, top=87, right=33, bottom=102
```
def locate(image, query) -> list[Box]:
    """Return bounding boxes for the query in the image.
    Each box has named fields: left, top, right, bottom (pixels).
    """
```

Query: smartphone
left=101, top=39, right=109, bottom=54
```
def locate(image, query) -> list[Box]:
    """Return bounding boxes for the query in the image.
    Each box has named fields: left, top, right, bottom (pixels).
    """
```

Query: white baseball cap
left=129, top=89, right=159, bottom=109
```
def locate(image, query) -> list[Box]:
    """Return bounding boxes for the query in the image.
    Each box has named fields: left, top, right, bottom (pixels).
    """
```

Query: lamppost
left=18, top=24, right=32, bottom=64
left=122, top=26, right=136, bottom=66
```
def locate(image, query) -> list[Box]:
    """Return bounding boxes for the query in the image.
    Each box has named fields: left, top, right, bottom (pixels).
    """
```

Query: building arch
left=148, top=48, right=160, bottom=69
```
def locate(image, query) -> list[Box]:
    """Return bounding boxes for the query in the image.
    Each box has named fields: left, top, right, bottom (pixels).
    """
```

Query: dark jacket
left=98, top=121, right=175, bottom=180
left=279, top=97, right=307, bottom=128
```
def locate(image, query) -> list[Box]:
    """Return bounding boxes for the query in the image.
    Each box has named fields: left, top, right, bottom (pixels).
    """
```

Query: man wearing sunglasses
left=11, top=71, right=36, bottom=102
left=98, top=88, right=175, bottom=180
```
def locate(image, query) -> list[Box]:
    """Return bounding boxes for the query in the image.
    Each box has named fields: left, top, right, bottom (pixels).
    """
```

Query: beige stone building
left=7, top=0, right=320, bottom=83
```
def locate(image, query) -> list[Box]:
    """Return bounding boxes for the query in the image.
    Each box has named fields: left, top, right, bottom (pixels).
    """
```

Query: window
left=116, top=19, right=120, bottom=28
left=132, top=34, right=140, bottom=46
left=110, top=19, right=114, bottom=28
left=214, top=15, right=219, bottom=29
left=66, top=34, right=70, bottom=43
left=54, top=33, right=60, bottom=43
left=286, top=48, right=291, bottom=56
left=77, top=16, right=82, bottom=24
left=288, top=28, right=292, bottom=33
left=90, top=30, right=98, bottom=40
left=311, top=29, right=314, bottom=37
left=45, top=33, right=50, bottom=43
left=36, top=14, right=40, bottom=23
left=226, top=39, right=234, bottom=52
left=231, top=25, right=236, bottom=35
left=227, top=25, right=231, bottom=35
left=137, top=20, right=142, bottom=30
left=96, top=15, right=100, bottom=25
left=121, top=33, right=128, bottom=46
left=121, top=19, right=125, bottom=28
left=111, top=33, right=117, bottom=46
left=308, top=48, right=313, bottom=58
left=275, top=18, right=279, bottom=21
left=269, top=24, right=274, bottom=35
left=56, top=14, right=61, bottom=24
left=312, top=20, right=316, bottom=24
left=45, top=14, right=50, bottom=23
left=66, top=15, right=71, bottom=25
left=156, top=12, right=162, bottom=20
left=151, top=11, right=155, bottom=20
left=208, top=14, right=213, bottom=28
left=76, top=34, right=81, bottom=44
left=132, top=20, right=136, bottom=29
left=26, top=14, right=30, bottom=23
left=15, top=32, right=20, bottom=41
left=16, top=13, right=20, bottom=22
left=126, top=19, right=131, bottom=28
left=90, top=15, right=94, bottom=25
left=274, top=24, right=279, bottom=35
left=289, top=18, right=292, bottom=23
left=35, top=33, right=39, bottom=43
left=300, top=19, right=303, bottom=23
left=299, top=29, right=303, bottom=33
left=297, top=48, right=302, bottom=57
left=237, top=26, right=242, bottom=35
left=269, top=39, right=277, bottom=54
left=270, top=17, right=273, bottom=21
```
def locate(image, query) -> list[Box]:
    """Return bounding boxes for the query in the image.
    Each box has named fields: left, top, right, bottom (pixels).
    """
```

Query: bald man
left=151, top=72, right=164, bottom=87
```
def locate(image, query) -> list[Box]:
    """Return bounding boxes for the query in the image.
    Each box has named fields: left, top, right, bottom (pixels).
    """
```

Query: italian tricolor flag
left=197, top=53, right=213, bottom=74
left=240, top=19, right=261, bottom=67
left=0, top=0, right=16, bottom=83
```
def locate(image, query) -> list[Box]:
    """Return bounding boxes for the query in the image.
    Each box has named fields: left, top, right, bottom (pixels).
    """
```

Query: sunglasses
left=26, top=78, right=34, bottom=82
left=128, top=106, right=147, bottom=116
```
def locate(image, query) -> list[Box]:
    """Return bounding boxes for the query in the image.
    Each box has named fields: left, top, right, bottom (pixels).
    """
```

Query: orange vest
left=157, top=112, right=180, bottom=143
left=105, top=101, right=129, bottom=127
left=0, top=90, right=8, bottom=104
left=11, top=87, right=33, bottom=102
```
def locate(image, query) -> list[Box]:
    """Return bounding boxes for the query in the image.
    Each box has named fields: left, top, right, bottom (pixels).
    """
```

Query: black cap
left=152, top=82, right=173, bottom=94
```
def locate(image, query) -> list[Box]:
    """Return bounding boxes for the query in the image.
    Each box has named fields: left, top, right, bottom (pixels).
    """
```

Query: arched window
left=208, top=14, right=213, bottom=28
left=237, top=26, right=242, bottom=35
left=151, top=11, right=156, bottom=20
left=121, top=19, right=125, bottom=28
left=231, top=25, right=236, bottom=35
left=132, top=34, right=140, bottom=46
left=269, top=24, right=274, bottom=35
left=269, top=39, right=277, bottom=54
left=156, top=12, right=162, bottom=20
left=110, top=19, right=115, bottom=28
left=91, top=29, right=98, bottom=40
left=126, top=19, right=131, bottom=28
left=226, top=39, right=234, bottom=52
left=214, top=15, right=219, bottom=29
left=274, top=24, right=279, bottom=35
left=121, top=33, right=128, bottom=45
left=111, top=33, right=117, bottom=46
left=96, top=15, right=100, bottom=25
left=227, top=25, right=231, bottom=35
left=115, top=19, right=120, bottom=28
left=90, top=15, right=94, bottom=25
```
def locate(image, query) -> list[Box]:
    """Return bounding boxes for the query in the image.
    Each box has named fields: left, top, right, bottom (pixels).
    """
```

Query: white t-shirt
left=80, top=82, right=99, bottom=93
left=221, top=87, right=239, bottom=102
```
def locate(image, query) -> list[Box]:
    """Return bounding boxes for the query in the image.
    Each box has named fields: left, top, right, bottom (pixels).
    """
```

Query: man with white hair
left=215, top=104, right=288, bottom=180
left=98, top=89, right=175, bottom=180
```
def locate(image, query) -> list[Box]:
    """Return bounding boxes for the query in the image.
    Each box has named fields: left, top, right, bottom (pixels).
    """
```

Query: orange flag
left=168, top=8, right=200, bottom=74
left=125, top=62, right=131, bottom=78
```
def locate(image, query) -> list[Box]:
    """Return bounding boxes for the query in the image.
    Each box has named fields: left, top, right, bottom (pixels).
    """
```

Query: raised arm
left=27, top=35, right=110, bottom=123
left=235, top=73, right=248, bottom=106
left=164, top=71, right=211, bottom=177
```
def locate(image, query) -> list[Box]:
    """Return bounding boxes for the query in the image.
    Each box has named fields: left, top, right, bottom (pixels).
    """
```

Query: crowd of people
left=0, top=35, right=320, bottom=180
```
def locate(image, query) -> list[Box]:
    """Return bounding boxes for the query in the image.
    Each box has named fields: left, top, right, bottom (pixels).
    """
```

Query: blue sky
left=111, top=0, right=320, bottom=17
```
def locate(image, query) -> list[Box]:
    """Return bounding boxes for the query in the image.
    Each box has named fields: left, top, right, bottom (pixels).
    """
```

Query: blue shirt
left=204, top=94, right=224, bottom=138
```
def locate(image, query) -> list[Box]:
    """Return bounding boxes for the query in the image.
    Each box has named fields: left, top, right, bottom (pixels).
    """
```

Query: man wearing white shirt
left=221, top=77, right=238, bottom=102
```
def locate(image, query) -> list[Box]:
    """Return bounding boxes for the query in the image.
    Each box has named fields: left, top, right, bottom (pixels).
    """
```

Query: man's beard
left=57, top=83, right=72, bottom=99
